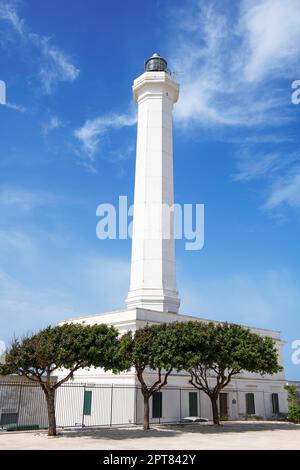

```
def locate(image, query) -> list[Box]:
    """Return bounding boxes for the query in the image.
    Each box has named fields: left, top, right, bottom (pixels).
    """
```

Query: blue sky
left=0, top=0, right=300, bottom=379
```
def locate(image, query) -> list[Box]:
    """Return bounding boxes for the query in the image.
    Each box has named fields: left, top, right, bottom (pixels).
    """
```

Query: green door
left=189, top=392, right=198, bottom=416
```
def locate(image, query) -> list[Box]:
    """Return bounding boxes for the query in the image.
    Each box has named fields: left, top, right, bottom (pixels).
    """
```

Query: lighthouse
left=58, top=54, right=286, bottom=424
left=126, top=53, right=180, bottom=314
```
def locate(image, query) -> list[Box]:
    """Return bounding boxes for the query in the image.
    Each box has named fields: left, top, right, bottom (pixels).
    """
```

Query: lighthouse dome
left=145, top=53, right=168, bottom=73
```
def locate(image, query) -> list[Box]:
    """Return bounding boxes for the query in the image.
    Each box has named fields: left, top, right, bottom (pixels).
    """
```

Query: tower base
left=125, top=288, right=180, bottom=314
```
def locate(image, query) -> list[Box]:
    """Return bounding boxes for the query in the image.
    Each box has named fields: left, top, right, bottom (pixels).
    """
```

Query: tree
left=0, top=323, right=120, bottom=436
left=120, top=323, right=181, bottom=430
left=175, top=321, right=282, bottom=425
left=284, top=384, right=300, bottom=423
left=284, top=384, right=298, bottom=407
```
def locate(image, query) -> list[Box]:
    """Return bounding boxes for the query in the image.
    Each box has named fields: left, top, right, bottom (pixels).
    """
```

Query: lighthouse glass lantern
left=145, top=53, right=168, bottom=73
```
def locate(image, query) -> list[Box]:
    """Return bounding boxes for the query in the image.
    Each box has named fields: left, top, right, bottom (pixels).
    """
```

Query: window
left=83, top=390, right=92, bottom=416
left=189, top=392, right=198, bottom=416
left=245, top=393, right=255, bottom=415
left=152, top=392, right=162, bottom=418
left=271, top=393, right=280, bottom=414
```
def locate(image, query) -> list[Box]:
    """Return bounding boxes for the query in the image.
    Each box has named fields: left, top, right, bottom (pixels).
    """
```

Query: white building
left=57, top=54, right=288, bottom=426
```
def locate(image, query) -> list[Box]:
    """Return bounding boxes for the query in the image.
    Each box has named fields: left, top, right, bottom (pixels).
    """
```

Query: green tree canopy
left=120, top=322, right=182, bottom=430
left=0, top=323, right=121, bottom=435
left=173, top=321, right=282, bottom=424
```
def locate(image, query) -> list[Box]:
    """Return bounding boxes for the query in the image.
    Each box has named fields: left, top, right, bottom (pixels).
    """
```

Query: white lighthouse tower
left=126, top=53, right=180, bottom=313
left=58, top=54, right=287, bottom=424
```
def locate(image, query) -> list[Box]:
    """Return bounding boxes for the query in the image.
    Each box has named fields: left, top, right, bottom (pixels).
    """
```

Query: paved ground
left=1, top=421, right=300, bottom=450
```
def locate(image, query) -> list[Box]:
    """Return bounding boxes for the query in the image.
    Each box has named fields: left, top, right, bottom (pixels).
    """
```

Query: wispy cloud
left=241, top=0, right=300, bottom=83
left=4, top=101, right=26, bottom=112
left=0, top=1, right=79, bottom=94
left=168, top=0, right=298, bottom=128
left=0, top=229, right=36, bottom=253
left=0, top=187, right=56, bottom=211
left=38, top=39, right=80, bottom=94
left=233, top=150, right=300, bottom=210
left=167, top=0, right=300, bottom=215
left=74, top=112, right=136, bottom=170
left=264, top=168, right=300, bottom=210
left=242, top=135, right=295, bottom=145
left=234, top=151, right=286, bottom=182
left=0, top=1, right=25, bottom=37
left=41, top=115, right=62, bottom=136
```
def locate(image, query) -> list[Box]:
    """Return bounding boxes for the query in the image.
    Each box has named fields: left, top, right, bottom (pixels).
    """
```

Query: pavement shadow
left=60, top=427, right=179, bottom=440
left=169, top=421, right=300, bottom=434
left=59, top=421, right=300, bottom=440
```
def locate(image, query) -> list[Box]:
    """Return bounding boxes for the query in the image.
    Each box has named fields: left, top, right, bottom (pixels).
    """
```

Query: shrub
left=284, top=385, right=298, bottom=408
left=287, top=407, right=300, bottom=424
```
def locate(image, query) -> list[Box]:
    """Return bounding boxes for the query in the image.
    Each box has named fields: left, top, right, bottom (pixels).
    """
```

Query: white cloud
left=0, top=187, right=56, bottom=211
left=0, top=2, right=25, bottom=37
left=233, top=152, right=281, bottom=182
left=264, top=169, right=300, bottom=210
left=42, top=115, right=62, bottom=136
left=38, top=39, right=79, bottom=94
left=0, top=229, right=36, bottom=253
left=241, top=0, right=300, bottom=83
left=74, top=112, right=136, bottom=165
left=4, top=101, right=26, bottom=112
left=0, top=2, right=79, bottom=93
left=233, top=150, right=300, bottom=210
left=233, top=151, right=299, bottom=182
left=168, top=0, right=298, bottom=128
left=242, top=135, right=295, bottom=145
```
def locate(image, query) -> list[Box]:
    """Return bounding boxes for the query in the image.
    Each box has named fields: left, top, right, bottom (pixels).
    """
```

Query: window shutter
left=245, top=393, right=255, bottom=415
left=152, top=392, right=162, bottom=418
left=271, top=393, right=279, bottom=414
left=189, top=392, right=198, bottom=416
left=83, top=390, right=92, bottom=416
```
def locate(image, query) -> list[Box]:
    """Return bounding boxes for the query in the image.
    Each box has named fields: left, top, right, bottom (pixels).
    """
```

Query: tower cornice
left=132, top=71, right=179, bottom=104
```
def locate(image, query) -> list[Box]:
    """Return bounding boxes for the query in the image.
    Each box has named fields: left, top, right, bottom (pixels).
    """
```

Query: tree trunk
left=143, top=394, right=150, bottom=431
left=210, top=395, right=220, bottom=425
left=45, top=389, right=57, bottom=436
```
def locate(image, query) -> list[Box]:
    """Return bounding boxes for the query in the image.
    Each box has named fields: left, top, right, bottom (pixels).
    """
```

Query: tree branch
left=53, top=363, right=83, bottom=389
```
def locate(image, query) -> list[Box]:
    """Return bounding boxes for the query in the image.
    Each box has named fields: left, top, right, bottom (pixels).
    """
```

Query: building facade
left=57, top=307, right=288, bottom=424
